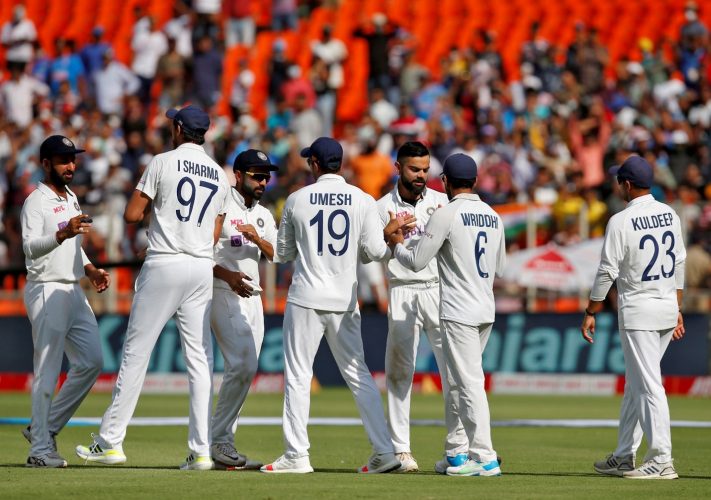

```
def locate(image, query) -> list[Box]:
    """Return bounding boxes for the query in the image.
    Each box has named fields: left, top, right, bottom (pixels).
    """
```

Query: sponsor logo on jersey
left=57, top=221, right=68, bottom=230
left=309, top=193, right=352, bottom=205
left=230, top=235, right=243, bottom=247
left=53, top=205, right=66, bottom=214
left=230, top=218, right=244, bottom=227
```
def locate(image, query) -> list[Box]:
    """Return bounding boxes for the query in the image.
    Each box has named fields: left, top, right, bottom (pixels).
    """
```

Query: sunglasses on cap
left=244, top=171, right=271, bottom=182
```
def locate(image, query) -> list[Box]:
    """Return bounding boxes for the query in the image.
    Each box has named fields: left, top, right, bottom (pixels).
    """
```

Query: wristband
left=585, top=309, right=596, bottom=317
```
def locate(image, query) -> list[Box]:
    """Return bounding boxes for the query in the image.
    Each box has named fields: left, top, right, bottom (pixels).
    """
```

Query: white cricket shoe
left=75, top=434, right=126, bottom=465
left=180, top=453, right=214, bottom=471
left=446, top=458, right=502, bottom=477
left=593, top=453, right=634, bottom=477
left=358, top=452, right=401, bottom=474
left=22, top=425, right=58, bottom=453
left=260, top=454, right=313, bottom=474
left=623, top=459, right=678, bottom=480
left=26, top=453, right=67, bottom=468
left=434, top=453, right=468, bottom=474
left=211, top=442, right=247, bottom=467
left=395, top=452, right=419, bottom=472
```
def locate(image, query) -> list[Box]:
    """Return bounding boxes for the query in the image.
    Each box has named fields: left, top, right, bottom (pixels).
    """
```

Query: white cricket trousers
left=282, top=303, right=394, bottom=458
left=385, top=283, right=467, bottom=455
left=99, top=254, right=214, bottom=456
left=441, top=319, right=497, bottom=463
left=614, top=328, right=675, bottom=463
left=210, top=288, right=264, bottom=444
left=24, top=281, right=102, bottom=456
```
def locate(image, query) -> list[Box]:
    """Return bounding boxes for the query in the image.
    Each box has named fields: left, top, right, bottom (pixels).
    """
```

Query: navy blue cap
left=608, top=155, right=653, bottom=188
left=234, top=149, right=279, bottom=172
left=443, top=153, right=478, bottom=180
left=300, top=137, right=343, bottom=170
left=166, top=105, right=210, bottom=136
left=39, top=135, right=85, bottom=161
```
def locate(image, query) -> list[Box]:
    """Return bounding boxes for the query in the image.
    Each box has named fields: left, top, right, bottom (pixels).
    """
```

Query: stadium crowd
left=1, top=0, right=711, bottom=294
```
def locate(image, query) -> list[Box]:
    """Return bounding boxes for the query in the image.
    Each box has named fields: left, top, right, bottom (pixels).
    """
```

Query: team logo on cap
left=62, top=137, right=73, bottom=147
left=257, top=218, right=264, bottom=228
left=426, top=207, right=435, bottom=215
left=257, top=152, right=268, bottom=161
left=74, top=202, right=80, bottom=211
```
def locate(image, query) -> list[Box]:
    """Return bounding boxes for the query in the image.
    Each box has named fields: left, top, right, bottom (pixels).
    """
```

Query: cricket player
left=582, top=155, right=686, bottom=480
left=21, top=135, right=110, bottom=468
left=261, top=137, right=411, bottom=474
left=386, top=153, right=505, bottom=477
left=76, top=105, right=230, bottom=470
left=210, top=149, right=278, bottom=470
left=376, top=141, right=467, bottom=473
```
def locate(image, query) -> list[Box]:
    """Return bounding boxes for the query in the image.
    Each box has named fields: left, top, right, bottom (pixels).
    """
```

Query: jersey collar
left=626, top=193, right=654, bottom=208
left=450, top=193, right=481, bottom=203
left=177, top=142, right=206, bottom=153
left=231, top=186, right=258, bottom=209
left=37, top=182, right=76, bottom=201
left=316, top=173, right=345, bottom=183
left=393, top=184, right=426, bottom=207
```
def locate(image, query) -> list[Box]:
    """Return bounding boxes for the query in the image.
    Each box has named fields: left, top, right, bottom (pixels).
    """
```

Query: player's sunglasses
left=244, top=172, right=271, bottom=183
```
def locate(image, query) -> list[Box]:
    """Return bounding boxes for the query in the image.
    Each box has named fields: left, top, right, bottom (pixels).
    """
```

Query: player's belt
left=391, top=280, right=439, bottom=290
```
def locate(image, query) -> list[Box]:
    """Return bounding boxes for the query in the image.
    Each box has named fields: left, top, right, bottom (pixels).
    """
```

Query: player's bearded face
left=241, top=169, right=270, bottom=200
left=47, top=155, right=76, bottom=187
left=399, top=156, right=429, bottom=197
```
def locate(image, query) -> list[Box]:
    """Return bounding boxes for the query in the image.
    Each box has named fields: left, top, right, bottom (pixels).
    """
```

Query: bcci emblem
left=257, top=151, right=268, bottom=161
left=63, top=137, right=73, bottom=147
left=257, top=218, right=264, bottom=228
left=426, top=207, right=435, bottom=215
left=74, top=202, right=80, bottom=211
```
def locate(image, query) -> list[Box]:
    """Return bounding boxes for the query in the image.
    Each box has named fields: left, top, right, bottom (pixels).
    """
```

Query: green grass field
left=1, top=390, right=710, bottom=499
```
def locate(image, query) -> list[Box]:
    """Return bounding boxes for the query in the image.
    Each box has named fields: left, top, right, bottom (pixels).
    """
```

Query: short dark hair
left=447, top=177, right=475, bottom=189
left=397, top=141, right=429, bottom=163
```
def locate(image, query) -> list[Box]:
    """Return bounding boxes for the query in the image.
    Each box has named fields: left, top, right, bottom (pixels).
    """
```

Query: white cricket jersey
left=277, top=174, right=390, bottom=312
left=590, top=194, right=686, bottom=330
left=377, top=185, right=448, bottom=285
left=21, top=183, right=90, bottom=282
left=394, top=193, right=506, bottom=326
left=213, top=188, right=277, bottom=294
left=136, top=143, right=230, bottom=259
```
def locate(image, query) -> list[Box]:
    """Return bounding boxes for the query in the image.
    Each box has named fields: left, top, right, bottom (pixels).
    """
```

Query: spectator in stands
left=282, top=65, right=316, bottom=110
left=1, top=5, right=37, bottom=72
left=398, top=50, right=428, bottom=105
left=354, top=13, right=398, bottom=92
left=569, top=98, right=611, bottom=187
left=310, top=25, right=347, bottom=136
left=290, top=92, right=322, bottom=149
left=266, top=96, right=292, bottom=132
left=224, top=0, right=255, bottom=48
left=680, top=1, right=708, bottom=49
left=267, top=38, right=292, bottom=110
left=164, top=3, right=194, bottom=58
left=191, top=35, right=223, bottom=109
left=272, top=0, right=298, bottom=31
left=0, top=62, right=49, bottom=128
left=94, top=49, right=141, bottom=117
left=80, top=27, right=111, bottom=99
left=229, top=57, right=255, bottom=121
left=369, top=87, right=398, bottom=130
left=350, top=125, right=393, bottom=199
left=156, top=37, right=188, bottom=110
left=131, top=16, right=168, bottom=107
left=49, top=38, right=86, bottom=99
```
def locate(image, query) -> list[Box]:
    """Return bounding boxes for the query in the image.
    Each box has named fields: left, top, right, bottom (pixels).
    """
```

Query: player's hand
left=87, top=267, right=110, bottom=293
left=57, top=214, right=93, bottom=243
left=237, top=224, right=260, bottom=244
left=581, top=314, right=595, bottom=344
left=672, top=312, right=685, bottom=341
left=228, top=271, right=253, bottom=298
left=384, top=211, right=416, bottom=239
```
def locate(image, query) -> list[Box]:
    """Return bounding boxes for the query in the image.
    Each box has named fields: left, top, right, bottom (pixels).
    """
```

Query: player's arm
left=213, top=213, right=226, bottom=245
left=582, top=218, right=624, bottom=343
left=21, top=204, right=90, bottom=258
left=275, top=197, right=296, bottom=263
left=392, top=209, right=448, bottom=272
left=83, top=254, right=110, bottom=293
left=673, top=213, right=687, bottom=340
left=213, top=264, right=253, bottom=298
left=124, top=190, right=152, bottom=224
left=237, top=222, right=275, bottom=261
left=495, top=218, right=507, bottom=278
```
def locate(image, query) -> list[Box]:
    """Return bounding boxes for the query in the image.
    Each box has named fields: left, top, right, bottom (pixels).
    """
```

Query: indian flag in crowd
left=493, top=203, right=552, bottom=242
